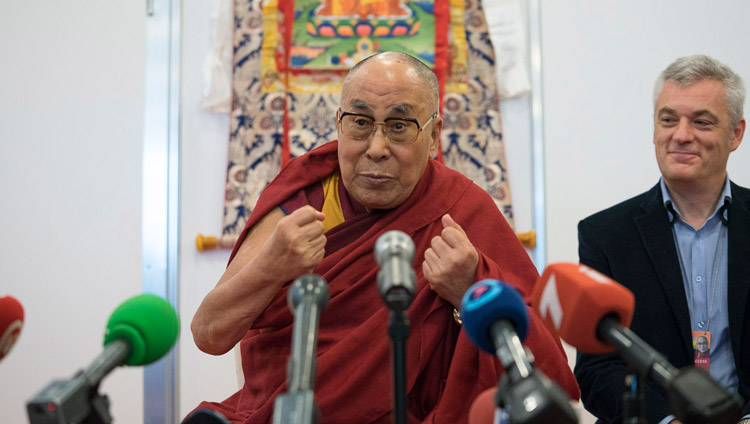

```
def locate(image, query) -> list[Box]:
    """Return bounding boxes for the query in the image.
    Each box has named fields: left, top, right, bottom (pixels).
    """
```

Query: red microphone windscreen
left=531, top=263, right=634, bottom=353
left=468, top=388, right=498, bottom=424
left=0, top=295, right=24, bottom=361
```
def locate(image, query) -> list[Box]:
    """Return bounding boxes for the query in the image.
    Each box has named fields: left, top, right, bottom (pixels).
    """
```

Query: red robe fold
left=191, top=141, right=579, bottom=423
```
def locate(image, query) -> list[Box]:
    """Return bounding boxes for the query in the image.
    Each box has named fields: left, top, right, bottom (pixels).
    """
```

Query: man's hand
left=256, top=206, right=326, bottom=283
left=422, top=214, right=479, bottom=308
left=191, top=206, right=326, bottom=355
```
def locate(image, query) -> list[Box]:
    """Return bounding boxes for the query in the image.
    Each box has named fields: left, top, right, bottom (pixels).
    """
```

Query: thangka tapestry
left=222, top=0, right=514, bottom=238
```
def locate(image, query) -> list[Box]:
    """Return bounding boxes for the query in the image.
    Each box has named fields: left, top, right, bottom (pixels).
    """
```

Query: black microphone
left=461, top=279, right=578, bottom=424
left=272, top=274, right=329, bottom=424
left=374, top=230, right=416, bottom=311
left=533, top=263, right=743, bottom=424
left=597, top=318, right=742, bottom=424
left=27, top=294, right=179, bottom=424
left=183, top=408, right=230, bottom=424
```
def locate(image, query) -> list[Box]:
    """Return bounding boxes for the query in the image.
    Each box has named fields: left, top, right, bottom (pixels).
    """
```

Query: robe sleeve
left=449, top=182, right=581, bottom=402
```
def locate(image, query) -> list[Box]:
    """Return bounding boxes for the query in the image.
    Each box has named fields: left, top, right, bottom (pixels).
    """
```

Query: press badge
left=692, top=330, right=711, bottom=370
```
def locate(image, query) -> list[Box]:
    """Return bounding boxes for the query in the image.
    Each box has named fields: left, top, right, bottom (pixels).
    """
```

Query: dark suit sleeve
left=575, top=219, right=628, bottom=422
left=575, top=219, right=672, bottom=423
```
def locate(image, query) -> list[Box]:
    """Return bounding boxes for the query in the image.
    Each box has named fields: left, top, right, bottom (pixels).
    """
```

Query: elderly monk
left=188, top=51, right=578, bottom=423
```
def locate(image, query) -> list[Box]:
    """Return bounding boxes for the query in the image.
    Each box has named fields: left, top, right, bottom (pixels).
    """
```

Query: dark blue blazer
left=575, top=182, right=750, bottom=423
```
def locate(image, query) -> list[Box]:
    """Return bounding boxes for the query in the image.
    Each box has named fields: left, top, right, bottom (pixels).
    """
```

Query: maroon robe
left=191, top=141, right=579, bottom=423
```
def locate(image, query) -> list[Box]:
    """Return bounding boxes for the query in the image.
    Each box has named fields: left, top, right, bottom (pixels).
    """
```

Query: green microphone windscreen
left=103, top=294, right=179, bottom=366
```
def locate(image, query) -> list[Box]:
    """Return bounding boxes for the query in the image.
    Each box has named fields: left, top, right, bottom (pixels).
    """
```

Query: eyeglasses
left=337, top=109, right=438, bottom=145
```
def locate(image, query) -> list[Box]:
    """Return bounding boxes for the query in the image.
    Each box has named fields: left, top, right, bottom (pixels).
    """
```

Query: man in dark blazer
left=575, top=54, right=750, bottom=424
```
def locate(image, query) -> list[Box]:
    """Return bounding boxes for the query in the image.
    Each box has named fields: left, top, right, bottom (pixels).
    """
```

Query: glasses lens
left=340, top=114, right=420, bottom=143
left=341, top=115, right=374, bottom=139
left=385, top=119, right=418, bottom=144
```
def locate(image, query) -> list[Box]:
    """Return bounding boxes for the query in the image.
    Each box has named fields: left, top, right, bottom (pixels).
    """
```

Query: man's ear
left=429, top=116, right=443, bottom=158
left=730, top=117, right=745, bottom=152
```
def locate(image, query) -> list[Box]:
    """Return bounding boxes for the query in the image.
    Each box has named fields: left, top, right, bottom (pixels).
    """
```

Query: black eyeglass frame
left=337, top=109, right=438, bottom=144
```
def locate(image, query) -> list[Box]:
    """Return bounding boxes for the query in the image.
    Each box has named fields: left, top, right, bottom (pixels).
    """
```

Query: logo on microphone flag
left=464, top=280, right=503, bottom=313
left=538, top=274, right=563, bottom=331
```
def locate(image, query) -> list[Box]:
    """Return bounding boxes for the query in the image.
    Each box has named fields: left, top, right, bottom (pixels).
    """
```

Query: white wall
left=0, top=1, right=146, bottom=424
left=542, top=0, right=750, bottom=265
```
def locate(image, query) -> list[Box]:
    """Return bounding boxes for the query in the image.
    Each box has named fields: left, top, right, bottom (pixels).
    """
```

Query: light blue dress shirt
left=658, top=177, right=740, bottom=424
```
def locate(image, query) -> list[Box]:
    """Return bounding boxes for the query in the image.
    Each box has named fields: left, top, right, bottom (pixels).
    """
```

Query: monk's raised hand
left=422, top=213, right=479, bottom=308
left=258, top=206, right=326, bottom=282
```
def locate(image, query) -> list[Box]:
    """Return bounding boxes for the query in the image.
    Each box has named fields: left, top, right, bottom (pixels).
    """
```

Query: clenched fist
left=256, top=206, right=327, bottom=283
left=422, top=214, right=479, bottom=308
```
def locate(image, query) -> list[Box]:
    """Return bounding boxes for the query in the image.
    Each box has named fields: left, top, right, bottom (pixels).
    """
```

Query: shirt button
left=698, top=322, right=705, bottom=329
left=696, top=276, right=703, bottom=282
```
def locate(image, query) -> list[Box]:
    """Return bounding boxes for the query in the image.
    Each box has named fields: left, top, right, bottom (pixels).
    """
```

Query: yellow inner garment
left=320, top=172, right=346, bottom=232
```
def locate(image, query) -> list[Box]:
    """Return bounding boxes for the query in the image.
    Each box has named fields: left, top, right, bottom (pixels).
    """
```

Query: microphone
left=272, top=274, right=329, bottom=424
left=374, top=231, right=416, bottom=424
left=27, top=293, right=180, bottom=424
left=461, top=280, right=577, bottom=424
left=532, top=262, right=635, bottom=354
left=0, top=295, right=24, bottom=362
left=532, top=263, right=743, bottom=424
left=374, top=230, right=416, bottom=311
left=286, top=274, right=329, bottom=393
left=183, top=408, right=231, bottom=424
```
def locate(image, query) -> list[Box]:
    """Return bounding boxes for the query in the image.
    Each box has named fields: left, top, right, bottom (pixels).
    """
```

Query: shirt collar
left=661, top=177, right=732, bottom=225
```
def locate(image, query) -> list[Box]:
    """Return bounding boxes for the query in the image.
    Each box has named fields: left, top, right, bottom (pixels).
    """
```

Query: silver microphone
left=374, top=231, right=416, bottom=311
left=287, top=274, right=329, bottom=392
left=272, top=274, right=329, bottom=424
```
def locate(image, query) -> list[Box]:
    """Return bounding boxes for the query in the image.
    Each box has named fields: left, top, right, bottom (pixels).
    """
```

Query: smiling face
left=653, top=79, right=745, bottom=192
left=337, top=55, right=441, bottom=210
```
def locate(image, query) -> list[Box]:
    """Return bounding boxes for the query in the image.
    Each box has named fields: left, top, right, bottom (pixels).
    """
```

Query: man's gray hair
left=343, top=51, right=440, bottom=113
left=654, top=54, right=745, bottom=128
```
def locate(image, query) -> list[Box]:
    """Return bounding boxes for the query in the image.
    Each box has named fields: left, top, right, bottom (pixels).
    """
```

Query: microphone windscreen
left=460, top=279, right=529, bottom=354
left=0, top=295, right=24, bottom=361
left=531, top=262, right=634, bottom=353
left=374, top=230, right=415, bottom=265
left=468, top=387, right=498, bottom=424
left=104, top=294, right=179, bottom=366
left=288, top=274, right=329, bottom=311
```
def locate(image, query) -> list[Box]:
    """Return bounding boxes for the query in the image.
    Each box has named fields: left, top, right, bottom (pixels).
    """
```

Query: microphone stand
left=27, top=340, right=131, bottom=424
left=386, top=292, right=411, bottom=424
left=622, top=372, right=646, bottom=424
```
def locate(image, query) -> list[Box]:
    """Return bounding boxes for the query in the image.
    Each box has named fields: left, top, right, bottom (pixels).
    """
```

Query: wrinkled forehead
left=342, top=99, right=417, bottom=116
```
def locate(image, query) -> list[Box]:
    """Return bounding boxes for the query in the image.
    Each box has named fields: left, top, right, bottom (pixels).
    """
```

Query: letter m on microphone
left=531, top=263, right=635, bottom=353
